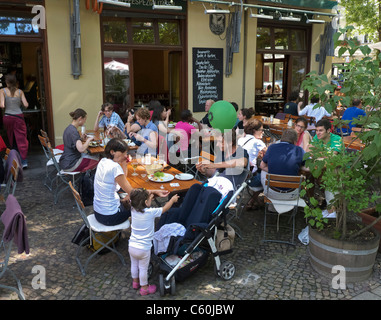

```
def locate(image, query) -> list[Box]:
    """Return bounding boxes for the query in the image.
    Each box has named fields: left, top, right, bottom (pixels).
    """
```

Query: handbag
left=71, top=223, right=90, bottom=246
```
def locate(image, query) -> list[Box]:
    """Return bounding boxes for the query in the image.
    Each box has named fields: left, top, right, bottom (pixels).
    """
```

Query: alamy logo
left=332, top=265, right=346, bottom=289
left=32, top=5, right=46, bottom=30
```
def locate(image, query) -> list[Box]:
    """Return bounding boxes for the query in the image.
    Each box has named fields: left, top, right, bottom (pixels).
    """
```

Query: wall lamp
left=250, top=9, right=273, bottom=20
left=203, top=4, right=230, bottom=14
left=279, top=12, right=301, bottom=22
left=306, top=14, right=325, bottom=24
left=152, top=0, right=182, bottom=10
left=98, top=0, right=131, bottom=7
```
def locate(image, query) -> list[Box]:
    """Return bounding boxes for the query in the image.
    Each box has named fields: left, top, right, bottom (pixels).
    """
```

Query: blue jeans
left=94, top=203, right=131, bottom=226
left=248, top=173, right=262, bottom=188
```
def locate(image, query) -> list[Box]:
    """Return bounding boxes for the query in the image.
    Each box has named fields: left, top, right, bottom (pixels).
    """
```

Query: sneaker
left=21, top=159, right=28, bottom=169
left=132, top=281, right=140, bottom=290
left=139, top=284, right=156, bottom=296
left=322, top=209, right=336, bottom=218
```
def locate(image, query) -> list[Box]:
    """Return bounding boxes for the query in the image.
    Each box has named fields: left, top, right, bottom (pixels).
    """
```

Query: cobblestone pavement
left=0, top=149, right=380, bottom=301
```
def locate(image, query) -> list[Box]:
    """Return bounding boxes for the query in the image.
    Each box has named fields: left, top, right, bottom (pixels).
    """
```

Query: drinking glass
left=158, top=154, right=165, bottom=166
left=131, top=161, right=139, bottom=176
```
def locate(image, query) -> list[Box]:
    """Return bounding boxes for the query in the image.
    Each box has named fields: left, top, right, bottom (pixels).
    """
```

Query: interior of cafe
left=0, top=41, right=47, bottom=147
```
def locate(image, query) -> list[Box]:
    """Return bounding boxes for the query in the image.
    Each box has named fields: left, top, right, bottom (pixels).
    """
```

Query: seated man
left=260, top=128, right=305, bottom=200
left=340, top=98, right=366, bottom=135
left=307, top=119, right=343, bottom=155
left=283, top=91, right=299, bottom=117
left=94, top=102, right=125, bottom=134
left=200, top=99, right=214, bottom=128
left=306, top=119, right=343, bottom=218
left=298, top=96, right=331, bottom=123
left=196, top=129, right=249, bottom=190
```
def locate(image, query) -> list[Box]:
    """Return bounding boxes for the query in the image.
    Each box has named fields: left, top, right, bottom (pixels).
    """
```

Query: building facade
left=0, top=0, right=337, bottom=147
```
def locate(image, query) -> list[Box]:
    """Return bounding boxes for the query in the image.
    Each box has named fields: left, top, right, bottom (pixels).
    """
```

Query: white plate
left=128, top=142, right=136, bottom=147
left=168, top=124, right=175, bottom=128
left=175, top=173, right=194, bottom=181
left=148, top=173, right=174, bottom=183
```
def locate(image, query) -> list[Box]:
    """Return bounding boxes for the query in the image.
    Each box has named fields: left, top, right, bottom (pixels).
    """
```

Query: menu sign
left=192, top=48, right=223, bottom=112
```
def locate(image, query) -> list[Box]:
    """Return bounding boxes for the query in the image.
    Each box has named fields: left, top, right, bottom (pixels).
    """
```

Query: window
left=257, top=27, right=271, bottom=50
left=257, top=26, right=307, bottom=52
left=103, top=20, right=128, bottom=43
left=132, top=20, right=155, bottom=44
left=158, top=21, right=180, bottom=45
left=0, top=15, right=39, bottom=36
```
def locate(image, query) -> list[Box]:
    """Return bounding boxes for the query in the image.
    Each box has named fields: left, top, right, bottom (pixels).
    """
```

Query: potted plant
left=300, top=26, right=381, bottom=283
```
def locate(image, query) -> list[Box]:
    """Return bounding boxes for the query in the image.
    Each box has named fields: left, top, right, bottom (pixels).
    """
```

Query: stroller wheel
left=170, top=276, right=176, bottom=296
left=219, top=260, right=236, bottom=280
left=159, top=273, right=176, bottom=296
left=159, top=274, right=165, bottom=297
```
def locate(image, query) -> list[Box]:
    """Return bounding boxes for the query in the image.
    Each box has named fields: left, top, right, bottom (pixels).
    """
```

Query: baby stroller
left=153, top=177, right=247, bottom=296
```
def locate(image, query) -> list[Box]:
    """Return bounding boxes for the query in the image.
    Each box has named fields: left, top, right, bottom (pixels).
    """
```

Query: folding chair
left=263, top=173, right=306, bottom=246
left=0, top=195, right=29, bottom=300
left=2, top=159, right=19, bottom=201
left=43, top=142, right=81, bottom=204
left=38, top=135, right=62, bottom=192
left=69, top=182, right=130, bottom=276
left=40, top=130, right=63, bottom=156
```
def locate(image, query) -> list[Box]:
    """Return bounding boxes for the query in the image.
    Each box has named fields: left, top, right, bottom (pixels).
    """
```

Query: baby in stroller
left=153, top=176, right=245, bottom=296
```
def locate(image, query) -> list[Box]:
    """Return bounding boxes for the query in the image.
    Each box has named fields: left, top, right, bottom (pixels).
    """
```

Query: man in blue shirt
left=260, top=128, right=304, bottom=200
left=340, top=98, right=366, bottom=134
left=94, top=102, right=125, bottom=133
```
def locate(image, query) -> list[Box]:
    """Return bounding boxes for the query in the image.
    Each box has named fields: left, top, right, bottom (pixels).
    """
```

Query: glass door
left=168, top=51, right=181, bottom=121
left=103, top=50, right=130, bottom=121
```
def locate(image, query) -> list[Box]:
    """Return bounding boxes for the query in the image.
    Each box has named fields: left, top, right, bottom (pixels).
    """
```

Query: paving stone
left=0, top=150, right=379, bottom=300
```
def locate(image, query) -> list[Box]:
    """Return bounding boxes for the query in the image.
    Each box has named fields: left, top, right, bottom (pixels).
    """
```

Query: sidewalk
left=0, top=149, right=380, bottom=300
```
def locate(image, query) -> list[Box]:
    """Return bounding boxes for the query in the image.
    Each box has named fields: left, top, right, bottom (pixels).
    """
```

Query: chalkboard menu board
left=192, top=48, right=223, bottom=112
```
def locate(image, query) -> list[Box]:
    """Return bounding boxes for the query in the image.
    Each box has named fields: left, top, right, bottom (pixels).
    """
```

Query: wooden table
left=342, top=135, right=365, bottom=151
left=255, top=100, right=284, bottom=116
left=85, top=130, right=138, bottom=155
left=126, top=161, right=201, bottom=193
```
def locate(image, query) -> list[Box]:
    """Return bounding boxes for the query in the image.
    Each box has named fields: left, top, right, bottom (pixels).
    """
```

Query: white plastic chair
left=69, top=182, right=130, bottom=276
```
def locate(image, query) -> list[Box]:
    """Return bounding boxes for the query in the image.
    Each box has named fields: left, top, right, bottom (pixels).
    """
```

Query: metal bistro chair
left=69, top=182, right=130, bottom=276
left=38, top=135, right=62, bottom=192
left=2, top=159, right=19, bottom=201
left=263, top=173, right=306, bottom=246
left=45, top=143, right=81, bottom=204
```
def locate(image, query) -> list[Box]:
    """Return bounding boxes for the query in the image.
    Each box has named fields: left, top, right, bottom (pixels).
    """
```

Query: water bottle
left=288, top=119, right=293, bottom=127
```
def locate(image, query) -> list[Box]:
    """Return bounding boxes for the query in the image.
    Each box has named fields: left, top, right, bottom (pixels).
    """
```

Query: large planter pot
left=357, top=208, right=381, bottom=253
left=308, top=227, right=380, bottom=283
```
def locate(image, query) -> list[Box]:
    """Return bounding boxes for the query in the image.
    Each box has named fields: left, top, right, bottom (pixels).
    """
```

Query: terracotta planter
left=308, top=227, right=380, bottom=283
left=357, top=208, right=381, bottom=253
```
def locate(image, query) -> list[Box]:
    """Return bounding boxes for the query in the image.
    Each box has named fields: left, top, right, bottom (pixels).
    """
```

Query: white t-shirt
left=129, top=207, right=163, bottom=251
left=298, top=103, right=331, bottom=122
left=238, top=134, right=266, bottom=172
left=93, top=158, right=124, bottom=215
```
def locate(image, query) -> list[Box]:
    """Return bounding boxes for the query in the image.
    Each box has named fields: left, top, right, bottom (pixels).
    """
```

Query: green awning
left=257, top=0, right=337, bottom=10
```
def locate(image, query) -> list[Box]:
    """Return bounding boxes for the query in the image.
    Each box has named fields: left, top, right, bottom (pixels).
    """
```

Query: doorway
left=0, top=41, right=48, bottom=148
left=133, top=49, right=181, bottom=121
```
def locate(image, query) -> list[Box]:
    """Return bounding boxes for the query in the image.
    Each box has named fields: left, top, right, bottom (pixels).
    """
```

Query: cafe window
left=0, top=15, right=39, bottom=36
left=103, top=20, right=128, bottom=43
left=158, top=21, right=180, bottom=45
left=257, top=26, right=307, bottom=52
left=102, top=18, right=181, bottom=46
left=132, top=20, right=155, bottom=44
left=257, top=27, right=271, bottom=50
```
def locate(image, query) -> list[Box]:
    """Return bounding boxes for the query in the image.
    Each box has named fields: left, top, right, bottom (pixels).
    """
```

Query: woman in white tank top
left=0, top=74, right=29, bottom=168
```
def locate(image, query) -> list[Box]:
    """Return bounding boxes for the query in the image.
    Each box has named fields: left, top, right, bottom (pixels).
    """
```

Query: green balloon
left=208, top=100, right=237, bottom=132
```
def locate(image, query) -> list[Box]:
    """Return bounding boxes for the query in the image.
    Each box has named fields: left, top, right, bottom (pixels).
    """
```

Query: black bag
left=71, top=224, right=90, bottom=246
left=79, top=169, right=96, bottom=207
